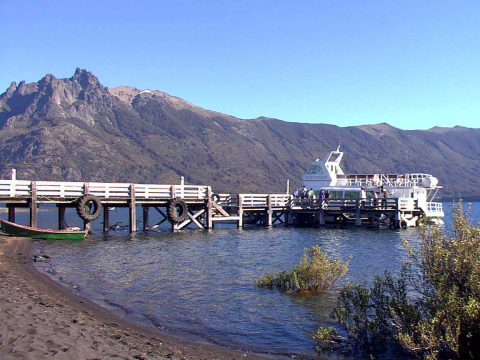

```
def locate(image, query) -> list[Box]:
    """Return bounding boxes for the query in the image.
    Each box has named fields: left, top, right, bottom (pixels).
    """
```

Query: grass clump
left=255, top=246, right=349, bottom=294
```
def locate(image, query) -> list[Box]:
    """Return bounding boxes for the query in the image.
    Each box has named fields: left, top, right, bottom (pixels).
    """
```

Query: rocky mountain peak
left=4, top=82, right=17, bottom=97
left=71, top=68, right=102, bottom=89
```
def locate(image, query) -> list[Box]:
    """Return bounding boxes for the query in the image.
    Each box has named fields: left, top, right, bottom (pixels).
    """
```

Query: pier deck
left=0, top=179, right=412, bottom=233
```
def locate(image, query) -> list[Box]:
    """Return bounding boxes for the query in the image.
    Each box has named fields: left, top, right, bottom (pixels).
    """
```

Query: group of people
left=292, top=186, right=330, bottom=204
left=292, top=186, right=314, bottom=200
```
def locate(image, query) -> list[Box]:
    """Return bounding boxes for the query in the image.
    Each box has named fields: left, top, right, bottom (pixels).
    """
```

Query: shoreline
left=0, top=236, right=291, bottom=359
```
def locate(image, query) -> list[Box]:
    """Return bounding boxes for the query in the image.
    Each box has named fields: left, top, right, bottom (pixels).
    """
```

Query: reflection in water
left=22, top=202, right=480, bottom=356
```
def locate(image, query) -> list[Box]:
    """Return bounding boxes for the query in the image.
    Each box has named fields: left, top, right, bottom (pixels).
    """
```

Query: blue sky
left=1, top=0, right=479, bottom=130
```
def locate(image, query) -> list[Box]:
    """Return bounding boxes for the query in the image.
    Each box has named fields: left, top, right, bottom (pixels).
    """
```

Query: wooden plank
left=175, top=209, right=206, bottom=230
left=212, top=216, right=240, bottom=221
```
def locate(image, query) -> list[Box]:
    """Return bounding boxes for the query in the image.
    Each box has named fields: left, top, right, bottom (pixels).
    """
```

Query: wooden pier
left=0, top=179, right=411, bottom=234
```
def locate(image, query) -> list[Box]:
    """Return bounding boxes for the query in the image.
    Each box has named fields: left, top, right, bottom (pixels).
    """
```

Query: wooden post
left=394, top=198, right=400, bottom=229
left=355, top=199, right=362, bottom=226
left=103, top=205, right=110, bottom=232
left=267, top=194, right=273, bottom=227
left=143, top=206, right=149, bottom=231
left=319, top=209, right=325, bottom=226
left=206, top=186, right=213, bottom=229
left=30, top=181, right=38, bottom=227
left=82, top=182, right=91, bottom=233
left=7, top=205, right=15, bottom=223
left=129, top=184, right=137, bottom=233
left=58, top=205, right=66, bottom=229
left=237, top=194, right=243, bottom=228
left=286, top=179, right=290, bottom=194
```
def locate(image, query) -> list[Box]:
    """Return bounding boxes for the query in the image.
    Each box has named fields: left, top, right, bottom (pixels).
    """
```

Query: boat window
left=328, top=191, right=342, bottom=199
left=307, top=165, right=323, bottom=174
left=344, top=191, right=360, bottom=200
left=327, top=153, right=341, bottom=163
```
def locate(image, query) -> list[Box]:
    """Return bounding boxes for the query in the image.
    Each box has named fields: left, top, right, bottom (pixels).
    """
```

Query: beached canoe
left=0, top=219, right=87, bottom=240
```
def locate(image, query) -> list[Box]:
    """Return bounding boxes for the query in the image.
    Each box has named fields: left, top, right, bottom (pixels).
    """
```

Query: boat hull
left=0, top=219, right=87, bottom=240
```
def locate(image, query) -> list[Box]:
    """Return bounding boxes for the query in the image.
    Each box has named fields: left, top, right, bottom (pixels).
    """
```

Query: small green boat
left=0, top=219, right=87, bottom=240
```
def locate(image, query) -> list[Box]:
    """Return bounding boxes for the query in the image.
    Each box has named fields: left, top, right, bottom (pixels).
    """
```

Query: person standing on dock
left=301, top=185, right=307, bottom=200
left=372, top=190, right=379, bottom=209
left=381, top=188, right=388, bottom=209
left=307, top=188, right=314, bottom=199
left=360, top=187, right=366, bottom=208
left=320, top=189, right=326, bottom=209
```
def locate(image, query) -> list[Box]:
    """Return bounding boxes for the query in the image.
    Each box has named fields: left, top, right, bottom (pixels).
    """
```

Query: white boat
left=301, top=147, right=444, bottom=227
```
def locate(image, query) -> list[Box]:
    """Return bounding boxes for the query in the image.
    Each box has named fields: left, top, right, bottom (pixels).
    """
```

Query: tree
left=321, top=203, right=480, bottom=359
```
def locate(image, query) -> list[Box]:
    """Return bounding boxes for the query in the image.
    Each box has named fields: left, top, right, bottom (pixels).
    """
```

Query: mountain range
left=1, top=68, right=479, bottom=200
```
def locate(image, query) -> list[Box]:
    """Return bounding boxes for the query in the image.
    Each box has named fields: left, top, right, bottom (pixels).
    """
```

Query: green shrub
left=255, top=245, right=349, bottom=294
left=325, top=202, right=480, bottom=359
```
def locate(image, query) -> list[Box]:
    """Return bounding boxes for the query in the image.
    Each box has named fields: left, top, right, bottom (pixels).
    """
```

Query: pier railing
left=239, top=194, right=291, bottom=208
left=0, top=180, right=209, bottom=200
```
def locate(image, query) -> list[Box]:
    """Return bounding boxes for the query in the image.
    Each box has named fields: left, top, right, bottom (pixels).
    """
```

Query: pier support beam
left=319, top=210, right=325, bottom=226
left=7, top=205, right=15, bottom=223
left=29, top=181, right=37, bottom=227
left=355, top=200, right=362, bottom=226
left=206, top=187, right=213, bottom=229
left=284, top=211, right=289, bottom=227
left=103, top=205, right=110, bottom=232
left=266, top=195, right=273, bottom=227
left=143, top=206, right=149, bottom=231
left=58, top=205, right=66, bottom=230
left=237, top=194, right=243, bottom=228
left=129, top=184, right=137, bottom=233
left=394, top=199, right=401, bottom=229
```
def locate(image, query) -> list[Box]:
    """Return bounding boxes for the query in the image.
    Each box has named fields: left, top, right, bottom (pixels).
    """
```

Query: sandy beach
left=0, top=236, right=285, bottom=360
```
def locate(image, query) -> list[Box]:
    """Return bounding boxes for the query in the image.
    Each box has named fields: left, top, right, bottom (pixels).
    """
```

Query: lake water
left=3, top=202, right=480, bottom=357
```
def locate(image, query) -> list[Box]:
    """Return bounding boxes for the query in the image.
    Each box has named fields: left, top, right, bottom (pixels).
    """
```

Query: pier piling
left=129, top=184, right=137, bottom=234
left=29, top=181, right=37, bottom=227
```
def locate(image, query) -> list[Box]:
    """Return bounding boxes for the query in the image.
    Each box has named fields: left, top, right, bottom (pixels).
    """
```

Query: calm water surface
left=5, top=202, right=480, bottom=356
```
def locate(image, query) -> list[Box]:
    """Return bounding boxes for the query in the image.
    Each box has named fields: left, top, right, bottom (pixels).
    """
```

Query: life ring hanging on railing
left=76, top=194, right=102, bottom=222
left=167, top=198, right=189, bottom=224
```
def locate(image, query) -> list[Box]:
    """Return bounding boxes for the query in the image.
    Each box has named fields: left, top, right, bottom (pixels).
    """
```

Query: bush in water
left=255, top=245, right=349, bottom=295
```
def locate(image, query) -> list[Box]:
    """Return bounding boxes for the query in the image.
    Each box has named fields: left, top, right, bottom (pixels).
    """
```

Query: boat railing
left=425, top=202, right=444, bottom=216
left=343, top=174, right=431, bottom=188
left=291, top=197, right=399, bottom=211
